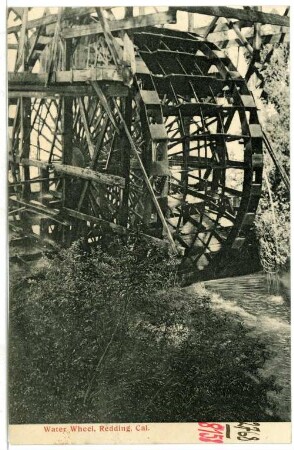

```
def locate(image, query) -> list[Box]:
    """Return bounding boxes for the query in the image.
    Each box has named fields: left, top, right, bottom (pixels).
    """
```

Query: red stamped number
left=198, top=422, right=225, bottom=443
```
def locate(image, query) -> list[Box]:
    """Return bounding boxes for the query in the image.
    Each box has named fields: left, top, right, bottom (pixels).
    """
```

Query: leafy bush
left=10, top=238, right=279, bottom=423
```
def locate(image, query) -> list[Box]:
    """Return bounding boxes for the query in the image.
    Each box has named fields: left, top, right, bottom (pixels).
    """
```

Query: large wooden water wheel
left=8, top=8, right=264, bottom=278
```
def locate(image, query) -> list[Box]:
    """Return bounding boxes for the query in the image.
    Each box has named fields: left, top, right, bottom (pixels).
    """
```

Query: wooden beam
left=203, top=16, right=219, bottom=39
left=173, top=6, right=290, bottom=27
left=78, top=98, right=95, bottom=158
left=203, top=22, right=289, bottom=48
left=61, top=38, right=73, bottom=217
left=19, top=159, right=125, bottom=188
left=10, top=7, right=24, bottom=20
left=7, top=7, right=96, bottom=34
left=76, top=118, right=111, bottom=212
left=9, top=198, right=70, bottom=225
left=20, top=97, right=31, bottom=200
left=227, top=20, right=254, bottom=55
left=215, top=30, right=289, bottom=50
left=15, top=8, right=28, bottom=72
left=253, top=7, right=262, bottom=58
left=8, top=67, right=124, bottom=85
left=61, top=10, right=177, bottom=39
left=91, top=82, right=120, bottom=133
left=63, top=207, right=128, bottom=233
left=263, top=131, right=290, bottom=192
left=193, top=19, right=290, bottom=40
left=193, top=19, right=247, bottom=36
left=8, top=83, right=128, bottom=97
left=96, top=7, right=122, bottom=69
left=45, top=7, right=63, bottom=86
left=119, top=93, right=132, bottom=226
left=19, top=158, right=48, bottom=169
left=63, top=207, right=170, bottom=248
left=54, top=165, right=125, bottom=188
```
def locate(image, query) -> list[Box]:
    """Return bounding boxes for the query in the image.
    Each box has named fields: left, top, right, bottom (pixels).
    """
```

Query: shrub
left=10, top=238, right=279, bottom=423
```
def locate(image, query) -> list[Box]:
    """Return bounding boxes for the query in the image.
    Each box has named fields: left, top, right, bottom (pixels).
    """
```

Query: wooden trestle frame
left=8, top=6, right=290, bottom=278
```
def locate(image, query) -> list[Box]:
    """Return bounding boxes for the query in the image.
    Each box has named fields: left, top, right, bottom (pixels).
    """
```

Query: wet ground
left=194, top=272, right=291, bottom=420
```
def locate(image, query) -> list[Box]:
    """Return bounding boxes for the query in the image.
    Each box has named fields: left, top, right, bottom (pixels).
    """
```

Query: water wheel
left=8, top=22, right=263, bottom=278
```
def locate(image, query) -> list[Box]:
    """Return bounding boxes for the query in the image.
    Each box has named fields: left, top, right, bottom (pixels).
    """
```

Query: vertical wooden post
left=188, top=13, right=194, bottom=32
left=125, top=7, right=133, bottom=19
left=15, top=8, right=28, bottom=72
left=20, top=97, right=32, bottom=234
left=252, top=6, right=262, bottom=91
left=182, top=112, right=190, bottom=207
left=21, top=97, right=31, bottom=201
left=119, top=93, right=132, bottom=226
left=61, top=38, right=74, bottom=244
left=18, top=8, right=30, bottom=202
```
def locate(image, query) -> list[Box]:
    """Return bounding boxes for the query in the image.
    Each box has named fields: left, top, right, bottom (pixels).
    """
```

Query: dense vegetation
left=10, top=237, right=280, bottom=424
left=255, top=43, right=290, bottom=273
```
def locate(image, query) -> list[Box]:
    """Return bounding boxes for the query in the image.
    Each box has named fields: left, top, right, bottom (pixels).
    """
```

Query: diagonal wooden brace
left=90, top=81, right=179, bottom=255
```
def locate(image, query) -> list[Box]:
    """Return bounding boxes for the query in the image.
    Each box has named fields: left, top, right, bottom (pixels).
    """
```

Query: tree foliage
left=255, top=43, right=290, bottom=273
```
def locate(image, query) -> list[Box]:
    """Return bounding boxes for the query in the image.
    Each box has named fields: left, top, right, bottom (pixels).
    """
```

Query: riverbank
left=201, top=272, right=291, bottom=421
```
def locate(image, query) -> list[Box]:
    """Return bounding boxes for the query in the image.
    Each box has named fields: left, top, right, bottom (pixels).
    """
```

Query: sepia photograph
left=7, top=2, right=291, bottom=445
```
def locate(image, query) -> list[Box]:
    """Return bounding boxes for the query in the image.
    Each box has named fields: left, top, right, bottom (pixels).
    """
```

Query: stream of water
left=200, top=272, right=291, bottom=421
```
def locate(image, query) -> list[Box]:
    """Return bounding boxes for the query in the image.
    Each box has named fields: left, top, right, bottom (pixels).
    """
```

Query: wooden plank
left=62, top=10, right=177, bottom=39
left=8, top=83, right=128, bottom=97
left=173, top=6, right=290, bottom=27
left=55, top=68, right=123, bottom=83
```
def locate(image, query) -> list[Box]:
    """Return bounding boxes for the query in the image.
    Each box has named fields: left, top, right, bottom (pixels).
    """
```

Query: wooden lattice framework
left=7, top=6, right=290, bottom=279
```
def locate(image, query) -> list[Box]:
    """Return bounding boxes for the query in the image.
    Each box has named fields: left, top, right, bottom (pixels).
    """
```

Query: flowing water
left=199, top=272, right=291, bottom=421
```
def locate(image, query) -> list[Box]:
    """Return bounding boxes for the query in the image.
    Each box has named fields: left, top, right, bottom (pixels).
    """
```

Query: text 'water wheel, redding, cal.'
left=8, top=25, right=263, bottom=278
